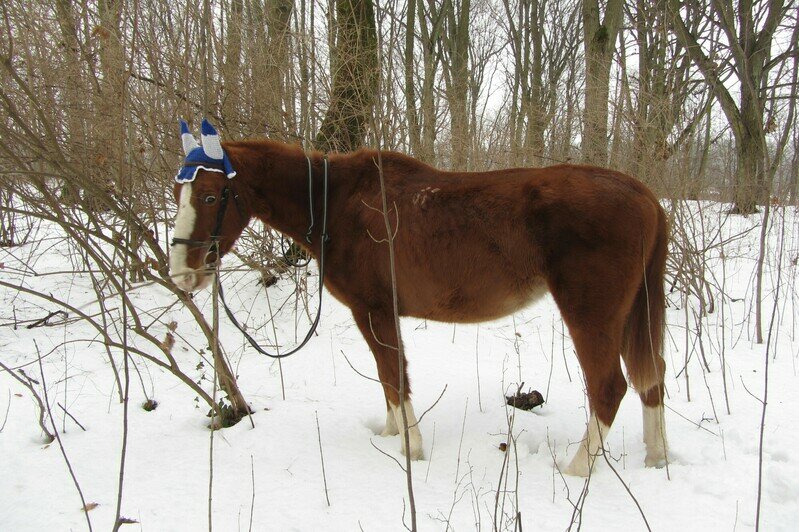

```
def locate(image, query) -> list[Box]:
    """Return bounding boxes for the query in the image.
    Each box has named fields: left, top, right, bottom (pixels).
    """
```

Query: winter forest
left=1, top=0, right=798, bottom=530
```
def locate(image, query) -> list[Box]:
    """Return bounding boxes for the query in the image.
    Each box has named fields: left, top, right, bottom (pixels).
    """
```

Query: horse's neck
left=241, top=143, right=332, bottom=254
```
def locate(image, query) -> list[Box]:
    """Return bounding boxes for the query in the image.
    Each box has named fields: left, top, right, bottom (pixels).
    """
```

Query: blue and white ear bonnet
left=176, top=118, right=237, bottom=183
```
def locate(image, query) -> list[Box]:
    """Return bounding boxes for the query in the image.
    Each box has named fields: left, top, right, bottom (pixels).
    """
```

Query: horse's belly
left=402, top=280, right=549, bottom=323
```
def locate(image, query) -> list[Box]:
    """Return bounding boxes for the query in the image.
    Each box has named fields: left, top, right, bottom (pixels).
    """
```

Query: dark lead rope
left=305, top=155, right=315, bottom=243
left=217, top=156, right=329, bottom=359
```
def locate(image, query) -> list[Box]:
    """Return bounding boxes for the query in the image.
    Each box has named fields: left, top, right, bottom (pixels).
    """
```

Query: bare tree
left=625, top=0, right=708, bottom=192
left=415, top=0, right=446, bottom=163
left=502, top=0, right=581, bottom=166
left=789, top=125, right=799, bottom=203
left=440, top=0, right=472, bottom=169
left=96, top=0, right=126, bottom=186
left=264, top=0, right=297, bottom=137
left=668, top=0, right=799, bottom=213
left=221, top=0, right=244, bottom=134
left=316, top=0, right=378, bottom=151
left=582, top=0, right=624, bottom=165
left=0, top=0, right=251, bottom=423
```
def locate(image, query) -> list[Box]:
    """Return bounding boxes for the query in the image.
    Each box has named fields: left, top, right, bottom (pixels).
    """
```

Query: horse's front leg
left=351, top=307, right=423, bottom=460
left=381, top=396, right=399, bottom=436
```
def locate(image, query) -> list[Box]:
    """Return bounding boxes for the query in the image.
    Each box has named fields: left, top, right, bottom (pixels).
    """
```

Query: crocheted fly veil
left=175, top=119, right=237, bottom=183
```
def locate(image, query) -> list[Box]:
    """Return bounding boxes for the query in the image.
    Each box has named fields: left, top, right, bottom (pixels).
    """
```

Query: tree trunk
left=556, top=63, right=578, bottom=161
left=668, top=0, right=794, bottom=214
left=524, top=0, right=546, bottom=164
left=789, top=127, right=799, bottom=203
left=267, top=0, right=296, bottom=136
left=442, top=0, right=471, bottom=170
left=316, top=0, right=378, bottom=152
left=55, top=0, right=87, bottom=205
left=689, top=100, right=713, bottom=200
left=250, top=0, right=295, bottom=138
left=94, top=0, right=126, bottom=209
left=732, top=115, right=767, bottom=214
left=581, top=0, right=623, bottom=166
left=417, top=0, right=443, bottom=163
left=222, top=0, right=244, bottom=134
left=405, top=0, right=421, bottom=156
left=630, top=0, right=697, bottom=190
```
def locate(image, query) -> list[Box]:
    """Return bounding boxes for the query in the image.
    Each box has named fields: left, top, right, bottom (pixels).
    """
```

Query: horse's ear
left=200, top=118, right=224, bottom=159
left=180, top=119, right=199, bottom=156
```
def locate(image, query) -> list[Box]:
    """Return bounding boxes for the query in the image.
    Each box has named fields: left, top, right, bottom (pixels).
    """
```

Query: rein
left=217, top=156, right=330, bottom=359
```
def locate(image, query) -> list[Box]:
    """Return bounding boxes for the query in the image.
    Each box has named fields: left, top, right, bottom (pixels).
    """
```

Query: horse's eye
left=204, top=195, right=217, bottom=205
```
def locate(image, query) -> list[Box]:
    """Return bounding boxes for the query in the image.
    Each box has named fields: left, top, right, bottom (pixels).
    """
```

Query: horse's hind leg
left=563, top=322, right=627, bottom=477
left=351, top=307, right=423, bottom=459
left=624, top=365, right=667, bottom=468
left=620, top=275, right=668, bottom=467
left=640, top=386, right=667, bottom=467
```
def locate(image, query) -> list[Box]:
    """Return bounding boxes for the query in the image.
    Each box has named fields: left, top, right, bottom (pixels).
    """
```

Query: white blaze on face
left=170, top=184, right=198, bottom=291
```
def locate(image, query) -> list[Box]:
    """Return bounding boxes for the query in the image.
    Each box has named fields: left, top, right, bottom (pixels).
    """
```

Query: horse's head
left=169, top=119, right=250, bottom=292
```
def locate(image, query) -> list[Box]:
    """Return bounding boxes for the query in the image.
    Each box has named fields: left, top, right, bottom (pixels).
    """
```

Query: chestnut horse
left=169, top=126, right=669, bottom=477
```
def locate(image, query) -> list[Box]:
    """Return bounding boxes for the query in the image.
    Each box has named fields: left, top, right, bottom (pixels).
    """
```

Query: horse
left=169, top=120, right=669, bottom=477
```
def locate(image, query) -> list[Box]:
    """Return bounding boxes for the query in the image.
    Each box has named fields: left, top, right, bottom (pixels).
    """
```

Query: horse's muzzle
left=172, top=268, right=214, bottom=292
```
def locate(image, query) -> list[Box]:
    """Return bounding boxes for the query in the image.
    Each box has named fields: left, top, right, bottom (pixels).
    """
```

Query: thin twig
left=0, top=358, right=53, bottom=441
left=756, top=205, right=786, bottom=531
left=35, top=340, right=93, bottom=532
left=664, top=404, right=719, bottom=436
left=425, top=422, right=436, bottom=483
left=0, top=389, right=10, bottom=432
left=208, top=242, right=220, bottom=532
left=57, top=403, right=87, bottom=432
left=339, top=350, right=446, bottom=428
left=370, top=438, right=406, bottom=471
left=414, top=385, right=447, bottom=427
left=315, top=411, right=331, bottom=506
left=248, top=455, right=256, bottom=532
left=359, top=149, right=419, bottom=524
left=113, top=111, right=135, bottom=528
left=601, top=451, right=652, bottom=531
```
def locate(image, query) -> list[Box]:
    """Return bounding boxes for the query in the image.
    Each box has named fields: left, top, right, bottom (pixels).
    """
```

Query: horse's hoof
left=381, top=409, right=399, bottom=437
left=563, top=457, right=592, bottom=477
left=381, top=426, right=399, bottom=437
left=400, top=434, right=424, bottom=460
left=645, top=453, right=668, bottom=468
left=564, top=463, right=589, bottom=477
left=401, top=445, right=424, bottom=461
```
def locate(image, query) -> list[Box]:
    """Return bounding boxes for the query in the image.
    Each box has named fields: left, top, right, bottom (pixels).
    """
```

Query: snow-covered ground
left=1, top=202, right=798, bottom=531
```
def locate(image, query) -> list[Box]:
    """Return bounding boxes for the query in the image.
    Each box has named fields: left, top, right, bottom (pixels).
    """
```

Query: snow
left=1, top=202, right=798, bottom=531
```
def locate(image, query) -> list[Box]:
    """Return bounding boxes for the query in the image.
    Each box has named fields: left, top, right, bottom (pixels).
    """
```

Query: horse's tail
left=622, top=203, right=668, bottom=402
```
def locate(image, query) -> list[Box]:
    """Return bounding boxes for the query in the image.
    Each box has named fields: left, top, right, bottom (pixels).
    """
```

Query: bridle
left=170, top=162, right=237, bottom=250
left=172, top=156, right=330, bottom=360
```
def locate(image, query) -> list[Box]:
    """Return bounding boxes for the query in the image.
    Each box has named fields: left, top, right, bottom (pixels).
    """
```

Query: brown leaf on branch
left=160, top=332, right=175, bottom=353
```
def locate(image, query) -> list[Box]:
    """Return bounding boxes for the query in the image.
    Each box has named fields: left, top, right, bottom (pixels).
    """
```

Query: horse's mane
left=223, top=138, right=436, bottom=176
left=223, top=138, right=310, bottom=160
